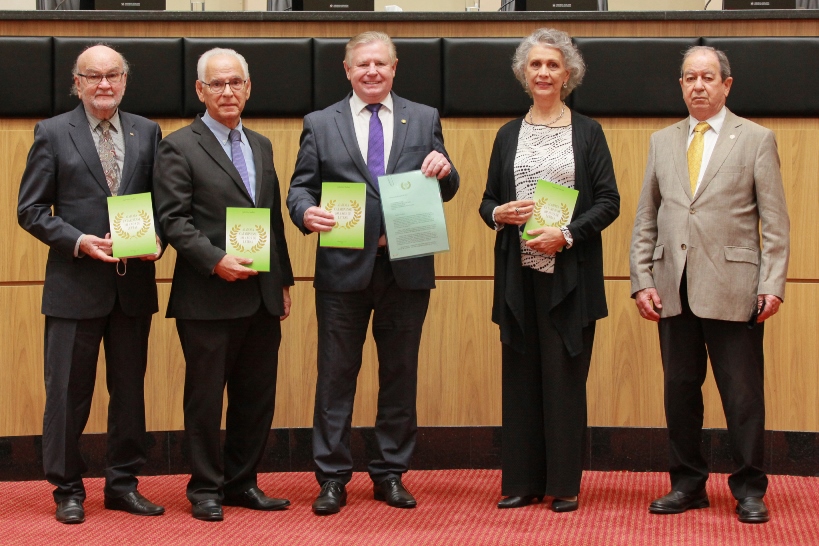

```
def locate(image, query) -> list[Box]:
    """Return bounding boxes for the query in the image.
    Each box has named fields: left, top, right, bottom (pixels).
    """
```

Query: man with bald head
left=630, top=46, right=789, bottom=523
left=154, top=48, right=294, bottom=522
left=18, top=44, right=165, bottom=523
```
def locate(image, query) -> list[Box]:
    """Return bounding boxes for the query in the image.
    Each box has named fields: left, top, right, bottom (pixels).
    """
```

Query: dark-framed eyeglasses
left=77, top=72, right=125, bottom=85
left=200, top=78, right=246, bottom=94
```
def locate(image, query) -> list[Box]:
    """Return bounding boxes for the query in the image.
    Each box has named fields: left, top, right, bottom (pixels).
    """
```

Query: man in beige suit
left=630, top=46, right=789, bottom=524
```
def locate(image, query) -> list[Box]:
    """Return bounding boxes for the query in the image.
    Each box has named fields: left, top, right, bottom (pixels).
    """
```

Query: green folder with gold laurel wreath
left=521, top=179, right=579, bottom=241
left=225, top=207, right=271, bottom=272
left=319, top=182, right=366, bottom=249
left=107, top=192, right=157, bottom=258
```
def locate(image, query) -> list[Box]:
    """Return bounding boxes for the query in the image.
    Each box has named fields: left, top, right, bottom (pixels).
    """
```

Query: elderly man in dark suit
left=18, top=44, right=165, bottom=524
left=287, top=31, right=459, bottom=515
left=630, top=46, right=789, bottom=524
left=153, top=48, right=294, bottom=522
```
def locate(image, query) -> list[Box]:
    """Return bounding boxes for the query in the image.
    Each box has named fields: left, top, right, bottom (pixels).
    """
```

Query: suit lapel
left=694, top=110, right=743, bottom=200
left=672, top=118, right=693, bottom=200
left=118, top=112, right=139, bottom=196
left=387, top=93, right=408, bottom=175
left=334, top=96, right=376, bottom=189
left=68, top=104, right=110, bottom=195
left=193, top=116, right=253, bottom=204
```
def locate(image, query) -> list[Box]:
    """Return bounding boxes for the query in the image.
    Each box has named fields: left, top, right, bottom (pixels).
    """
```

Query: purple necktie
left=228, top=129, right=254, bottom=203
left=365, top=103, right=385, bottom=186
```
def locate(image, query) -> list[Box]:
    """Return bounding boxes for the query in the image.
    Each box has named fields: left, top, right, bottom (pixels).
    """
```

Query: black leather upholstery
left=442, top=38, right=532, bottom=117
left=53, top=38, right=183, bottom=117
left=572, top=38, right=700, bottom=117
left=183, top=38, right=312, bottom=118
left=312, top=38, right=348, bottom=111
left=0, top=38, right=52, bottom=117
left=703, top=37, right=819, bottom=116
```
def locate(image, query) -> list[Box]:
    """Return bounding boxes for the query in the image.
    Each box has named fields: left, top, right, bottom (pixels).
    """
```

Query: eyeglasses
left=77, top=72, right=125, bottom=85
left=200, top=78, right=247, bottom=94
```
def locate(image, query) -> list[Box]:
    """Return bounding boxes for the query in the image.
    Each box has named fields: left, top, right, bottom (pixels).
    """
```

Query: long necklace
left=527, top=102, right=566, bottom=127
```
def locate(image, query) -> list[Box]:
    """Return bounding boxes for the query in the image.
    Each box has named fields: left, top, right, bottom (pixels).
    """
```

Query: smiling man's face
left=344, top=40, right=397, bottom=105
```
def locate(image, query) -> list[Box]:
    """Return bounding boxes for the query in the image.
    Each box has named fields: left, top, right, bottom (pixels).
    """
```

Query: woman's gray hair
left=197, top=48, right=250, bottom=82
left=680, top=45, right=731, bottom=81
left=512, top=28, right=586, bottom=100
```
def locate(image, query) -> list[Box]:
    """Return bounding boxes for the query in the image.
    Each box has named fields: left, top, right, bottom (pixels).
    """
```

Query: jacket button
left=681, top=244, right=687, bottom=250
left=690, top=208, right=695, bottom=214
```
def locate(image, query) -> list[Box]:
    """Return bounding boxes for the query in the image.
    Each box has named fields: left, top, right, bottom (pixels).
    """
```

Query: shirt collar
left=688, top=106, right=727, bottom=136
left=350, top=91, right=394, bottom=116
left=202, top=111, right=245, bottom=145
left=86, top=108, right=121, bottom=134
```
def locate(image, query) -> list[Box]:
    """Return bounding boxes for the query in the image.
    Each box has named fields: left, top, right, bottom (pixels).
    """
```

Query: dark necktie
left=365, top=103, right=385, bottom=186
left=228, top=129, right=254, bottom=203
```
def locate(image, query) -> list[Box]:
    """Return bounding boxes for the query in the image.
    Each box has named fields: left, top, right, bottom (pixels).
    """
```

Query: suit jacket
left=153, top=115, right=294, bottom=320
left=478, top=113, right=620, bottom=357
left=18, top=103, right=161, bottom=320
left=630, top=109, right=790, bottom=321
left=287, top=92, right=459, bottom=292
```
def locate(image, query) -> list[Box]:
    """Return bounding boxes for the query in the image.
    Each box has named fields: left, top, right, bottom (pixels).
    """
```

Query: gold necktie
left=687, top=121, right=711, bottom=196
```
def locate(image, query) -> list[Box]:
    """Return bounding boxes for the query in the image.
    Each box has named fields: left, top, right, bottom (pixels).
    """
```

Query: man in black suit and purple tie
left=287, top=31, right=459, bottom=515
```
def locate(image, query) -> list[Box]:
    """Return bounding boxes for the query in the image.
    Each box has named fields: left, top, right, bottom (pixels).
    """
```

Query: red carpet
left=0, top=470, right=816, bottom=545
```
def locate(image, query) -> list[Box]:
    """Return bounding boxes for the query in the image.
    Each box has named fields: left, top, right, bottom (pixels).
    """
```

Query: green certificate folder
left=225, top=207, right=271, bottom=272
left=521, top=180, right=579, bottom=241
left=107, top=192, right=157, bottom=258
left=319, top=182, right=366, bottom=249
left=378, top=170, right=450, bottom=261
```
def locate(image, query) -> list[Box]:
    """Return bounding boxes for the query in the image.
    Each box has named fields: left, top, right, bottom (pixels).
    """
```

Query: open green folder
left=319, top=182, right=367, bottom=249
left=378, top=170, right=450, bottom=261
left=225, top=207, right=271, bottom=272
left=521, top=180, right=579, bottom=241
left=107, top=192, right=157, bottom=258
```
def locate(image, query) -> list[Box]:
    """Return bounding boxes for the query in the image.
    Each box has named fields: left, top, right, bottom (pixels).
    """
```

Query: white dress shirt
left=350, top=92, right=394, bottom=170
left=687, top=106, right=727, bottom=195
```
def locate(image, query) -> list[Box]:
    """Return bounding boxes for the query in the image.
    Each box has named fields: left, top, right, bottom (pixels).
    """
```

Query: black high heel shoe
left=497, top=495, right=544, bottom=509
left=550, top=497, right=579, bottom=513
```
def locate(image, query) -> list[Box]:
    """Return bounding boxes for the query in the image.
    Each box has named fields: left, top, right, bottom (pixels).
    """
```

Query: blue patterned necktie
left=228, top=129, right=254, bottom=203
left=365, top=103, right=385, bottom=186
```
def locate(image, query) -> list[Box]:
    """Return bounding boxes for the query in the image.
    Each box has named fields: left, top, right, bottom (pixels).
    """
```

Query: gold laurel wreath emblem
left=112, top=210, right=151, bottom=239
left=229, top=225, right=268, bottom=253
left=546, top=203, right=571, bottom=228
left=532, top=198, right=549, bottom=226
left=344, top=201, right=362, bottom=229
left=325, top=200, right=339, bottom=228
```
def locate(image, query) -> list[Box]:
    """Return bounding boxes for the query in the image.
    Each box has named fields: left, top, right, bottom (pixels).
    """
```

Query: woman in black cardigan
left=479, top=28, right=619, bottom=512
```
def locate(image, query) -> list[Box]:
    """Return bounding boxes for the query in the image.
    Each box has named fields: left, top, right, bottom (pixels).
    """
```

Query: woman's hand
left=494, top=200, right=535, bottom=226
left=525, top=226, right=566, bottom=254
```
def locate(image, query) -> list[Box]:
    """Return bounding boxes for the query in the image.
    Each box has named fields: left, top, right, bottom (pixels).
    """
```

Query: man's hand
left=421, top=150, right=452, bottom=180
left=214, top=254, right=257, bottom=282
left=493, top=200, right=535, bottom=226
left=756, top=294, right=782, bottom=323
left=525, top=226, right=566, bottom=255
left=80, top=233, right=119, bottom=263
left=281, top=286, right=292, bottom=321
left=303, top=206, right=336, bottom=233
left=139, top=234, right=164, bottom=262
left=635, top=287, right=663, bottom=322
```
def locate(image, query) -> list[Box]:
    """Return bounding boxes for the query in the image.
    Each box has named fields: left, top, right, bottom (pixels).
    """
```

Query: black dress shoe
left=551, top=497, right=579, bottom=513
left=374, top=477, right=416, bottom=508
left=649, top=489, right=709, bottom=514
left=312, top=481, right=347, bottom=516
left=55, top=499, right=85, bottom=524
left=736, top=496, right=769, bottom=523
left=223, top=486, right=290, bottom=511
left=104, top=491, right=165, bottom=516
left=191, top=499, right=223, bottom=522
left=497, top=495, right=543, bottom=509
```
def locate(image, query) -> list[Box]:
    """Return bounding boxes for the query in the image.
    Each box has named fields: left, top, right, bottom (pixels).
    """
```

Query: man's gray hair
left=197, top=48, right=250, bottom=82
left=345, top=31, right=397, bottom=66
left=70, top=43, right=130, bottom=97
left=680, top=45, right=732, bottom=81
left=512, top=28, right=586, bottom=100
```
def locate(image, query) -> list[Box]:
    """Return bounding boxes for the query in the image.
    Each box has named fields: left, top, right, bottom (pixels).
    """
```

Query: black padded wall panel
left=53, top=38, right=183, bottom=117
left=703, top=37, right=819, bottom=116
left=442, top=39, right=532, bottom=117
left=571, top=38, right=700, bottom=117
left=0, top=38, right=52, bottom=117
left=311, top=39, right=348, bottom=112
left=183, top=39, right=312, bottom=118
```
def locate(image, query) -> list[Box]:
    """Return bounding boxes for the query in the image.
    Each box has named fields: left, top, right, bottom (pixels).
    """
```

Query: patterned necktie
left=365, top=103, right=385, bottom=186
left=97, top=120, right=120, bottom=196
left=228, top=129, right=254, bottom=203
left=687, top=121, right=711, bottom=196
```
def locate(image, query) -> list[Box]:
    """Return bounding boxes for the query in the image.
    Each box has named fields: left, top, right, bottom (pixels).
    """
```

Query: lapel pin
left=130, top=132, right=134, bottom=136
left=729, top=134, right=735, bottom=139
left=401, top=119, right=407, bottom=124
